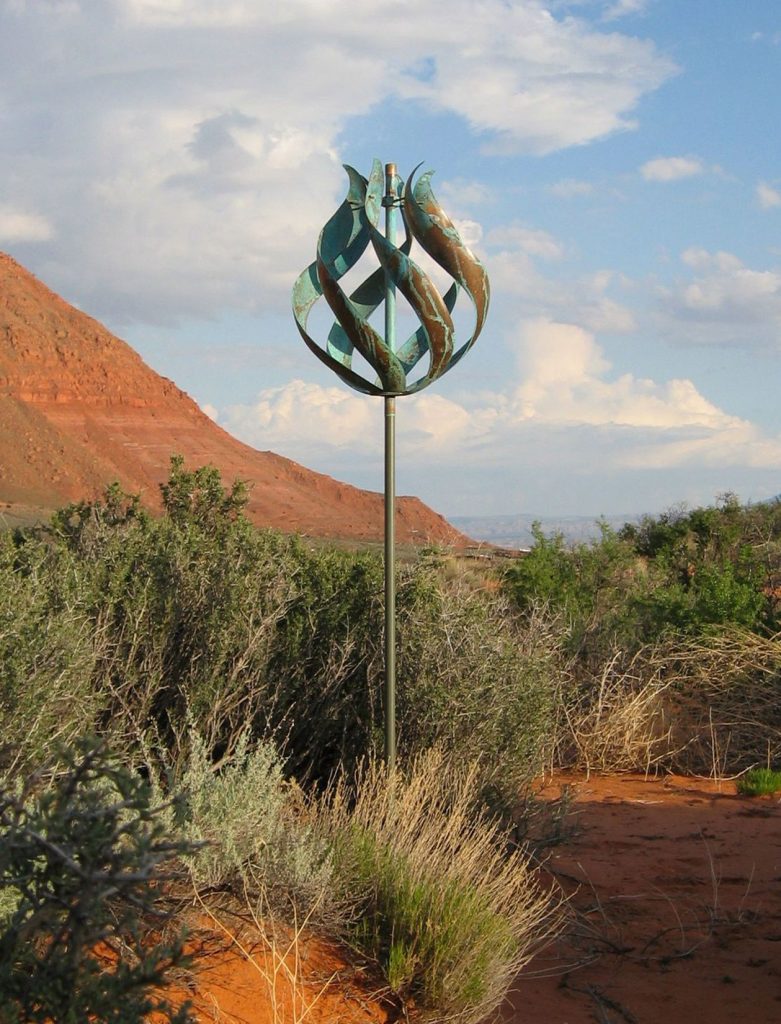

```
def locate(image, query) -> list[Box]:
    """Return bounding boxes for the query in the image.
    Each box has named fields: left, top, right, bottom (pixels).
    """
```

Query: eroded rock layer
left=0, top=252, right=469, bottom=546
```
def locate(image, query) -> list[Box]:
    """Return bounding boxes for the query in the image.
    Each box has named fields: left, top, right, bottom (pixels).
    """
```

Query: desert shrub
left=544, top=626, right=781, bottom=777
left=631, top=561, right=764, bottom=638
left=320, top=749, right=557, bottom=1024
left=268, top=544, right=385, bottom=779
left=506, top=497, right=779, bottom=663
left=7, top=464, right=301, bottom=770
left=170, top=729, right=336, bottom=923
left=7, top=467, right=781, bottom=791
left=397, top=584, right=560, bottom=809
left=661, top=629, right=781, bottom=775
left=548, top=642, right=677, bottom=775
left=0, top=738, right=195, bottom=1024
left=0, top=533, right=102, bottom=771
left=5, top=461, right=559, bottom=804
left=503, top=523, right=652, bottom=658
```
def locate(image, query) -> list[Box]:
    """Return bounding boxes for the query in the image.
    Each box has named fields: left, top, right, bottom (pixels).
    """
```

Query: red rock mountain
left=0, top=252, right=469, bottom=545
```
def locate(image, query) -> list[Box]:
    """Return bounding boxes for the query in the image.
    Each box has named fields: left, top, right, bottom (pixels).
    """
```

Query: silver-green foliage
left=0, top=739, right=194, bottom=1024
left=175, top=730, right=335, bottom=921
left=3, top=465, right=559, bottom=804
left=0, top=533, right=101, bottom=771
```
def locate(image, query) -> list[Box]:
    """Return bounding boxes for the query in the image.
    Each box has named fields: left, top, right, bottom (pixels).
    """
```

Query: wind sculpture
left=292, top=159, right=490, bottom=768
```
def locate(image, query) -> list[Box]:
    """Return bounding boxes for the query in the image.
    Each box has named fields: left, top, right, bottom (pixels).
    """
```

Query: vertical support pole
left=383, top=162, right=397, bottom=771
left=384, top=395, right=396, bottom=770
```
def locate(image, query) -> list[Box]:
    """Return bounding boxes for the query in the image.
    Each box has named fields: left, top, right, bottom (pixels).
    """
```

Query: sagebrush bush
left=0, top=738, right=195, bottom=1024
left=398, top=584, right=559, bottom=810
left=170, top=729, right=337, bottom=923
left=5, top=468, right=781, bottom=788
left=2, top=461, right=557, bottom=805
left=0, top=533, right=101, bottom=771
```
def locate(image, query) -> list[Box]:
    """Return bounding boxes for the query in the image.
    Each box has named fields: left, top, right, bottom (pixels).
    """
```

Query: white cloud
left=436, top=179, right=493, bottom=208
left=757, top=182, right=781, bottom=209
left=640, top=156, right=704, bottom=182
left=485, top=223, right=566, bottom=261
left=395, top=2, right=676, bottom=156
left=225, top=380, right=484, bottom=462
left=222, top=321, right=777, bottom=482
left=602, top=0, right=649, bottom=21
left=485, top=231, right=636, bottom=334
left=513, top=319, right=737, bottom=431
left=661, top=249, right=781, bottom=343
left=0, top=205, right=53, bottom=242
left=0, top=0, right=675, bottom=323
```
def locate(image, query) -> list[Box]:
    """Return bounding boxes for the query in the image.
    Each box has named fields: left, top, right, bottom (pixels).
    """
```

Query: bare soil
left=505, top=772, right=781, bottom=1024
left=158, top=914, right=396, bottom=1024
left=162, top=773, right=780, bottom=1023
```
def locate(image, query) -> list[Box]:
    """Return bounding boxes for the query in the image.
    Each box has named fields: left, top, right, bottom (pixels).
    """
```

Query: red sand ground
left=505, top=773, right=781, bottom=1023
left=164, top=920, right=395, bottom=1024
left=163, top=774, right=780, bottom=1023
left=0, top=251, right=471, bottom=547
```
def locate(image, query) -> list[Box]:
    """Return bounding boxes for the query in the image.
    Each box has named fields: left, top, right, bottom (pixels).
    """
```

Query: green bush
left=0, top=738, right=195, bottom=1024
left=506, top=496, right=779, bottom=657
left=0, top=532, right=101, bottom=771
left=322, top=749, right=556, bottom=1024
left=3, top=460, right=557, bottom=805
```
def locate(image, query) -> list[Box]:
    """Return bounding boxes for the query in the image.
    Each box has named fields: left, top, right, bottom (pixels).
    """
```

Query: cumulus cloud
left=640, top=156, right=704, bottom=181
left=225, top=380, right=485, bottom=463
left=757, top=182, right=781, bottom=209
left=223, top=320, right=777, bottom=485
left=0, top=0, right=674, bottom=322
left=512, top=320, right=739, bottom=431
left=485, top=230, right=635, bottom=333
left=199, top=401, right=219, bottom=422
left=659, top=249, right=781, bottom=346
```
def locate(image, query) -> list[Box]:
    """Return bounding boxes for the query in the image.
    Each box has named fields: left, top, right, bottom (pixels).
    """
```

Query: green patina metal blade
left=292, top=159, right=490, bottom=398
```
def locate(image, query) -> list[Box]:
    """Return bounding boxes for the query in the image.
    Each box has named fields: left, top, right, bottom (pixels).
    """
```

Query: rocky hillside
left=0, top=252, right=469, bottom=546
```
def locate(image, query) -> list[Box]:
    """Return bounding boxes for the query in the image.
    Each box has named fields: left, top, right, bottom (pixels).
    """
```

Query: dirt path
left=504, top=773, right=781, bottom=1024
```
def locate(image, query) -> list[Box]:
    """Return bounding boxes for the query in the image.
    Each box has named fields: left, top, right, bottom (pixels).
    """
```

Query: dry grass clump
left=320, top=748, right=559, bottom=1024
left=549, top=643, right=678, bottom=776
left=543, top=625, right=781, bottom=778
left=158, top=737, right=561, bottom=1023
left=663, top=629, right=781, bottom=775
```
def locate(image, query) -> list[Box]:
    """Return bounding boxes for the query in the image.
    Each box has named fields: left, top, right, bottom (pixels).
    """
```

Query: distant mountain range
left=0, top=252, right=470, bottom=547
left=449, top=512, right=641, bottom=549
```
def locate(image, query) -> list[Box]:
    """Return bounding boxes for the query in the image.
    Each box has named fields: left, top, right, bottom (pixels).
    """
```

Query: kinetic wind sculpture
left=292, top=159, right=490, bottom=768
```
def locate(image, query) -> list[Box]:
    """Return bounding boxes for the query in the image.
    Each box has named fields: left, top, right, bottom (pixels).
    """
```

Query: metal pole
left=383, top=162, right=397, bottom=770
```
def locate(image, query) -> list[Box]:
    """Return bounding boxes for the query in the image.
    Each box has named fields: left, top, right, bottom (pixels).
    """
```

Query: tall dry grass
left=545, top=625, right=781, bottom=778
left=320, top=748, right=559, bottom=1024
left=663, top=628, right=781, bottom=774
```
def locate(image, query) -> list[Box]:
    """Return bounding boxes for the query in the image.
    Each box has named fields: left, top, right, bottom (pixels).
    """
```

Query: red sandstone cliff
left=0, top=252, right=470, bottom=546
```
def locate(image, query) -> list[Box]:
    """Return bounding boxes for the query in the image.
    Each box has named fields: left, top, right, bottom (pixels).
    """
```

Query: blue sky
left=2, top=0, right=780, bottom=518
